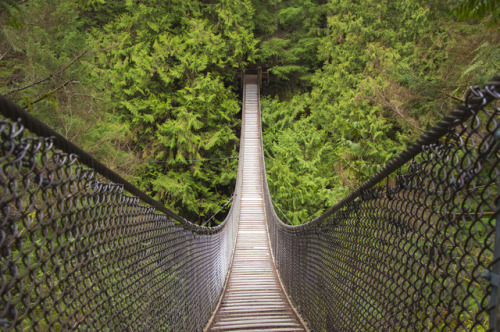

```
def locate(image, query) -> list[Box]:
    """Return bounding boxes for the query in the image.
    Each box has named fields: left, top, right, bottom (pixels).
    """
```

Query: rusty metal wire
left=263, top=76, right=500, bottom=331
left=0, top=96, right=241, bottom=331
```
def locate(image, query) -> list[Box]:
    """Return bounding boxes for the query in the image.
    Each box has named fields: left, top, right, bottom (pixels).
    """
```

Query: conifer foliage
left=89, top=0, right=256, bottom=222
left=261, top=0, right=500, bottom=224
left=0, top=0, right=498, bottom=225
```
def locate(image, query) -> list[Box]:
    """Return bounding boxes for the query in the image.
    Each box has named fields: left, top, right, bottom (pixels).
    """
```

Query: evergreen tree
left=0, top=0, right=134, bottom=173
left=1, top=0, right=498, bottom=225
left=453, top=0, right=500, bottom=27
left=253, top=0, right=327, bottom=86
left=89, top=0, right=257, bottom=223
left=262, top=0, right=499, bottom=223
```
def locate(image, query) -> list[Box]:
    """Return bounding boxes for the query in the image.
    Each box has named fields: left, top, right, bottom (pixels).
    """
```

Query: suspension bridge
left=1, top=73, right=499, bottom=331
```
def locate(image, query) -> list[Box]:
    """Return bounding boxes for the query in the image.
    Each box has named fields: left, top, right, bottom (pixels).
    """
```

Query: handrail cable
left=201, top=195, right=234, bottom=227
left=270, top=196, right=292, bottom=225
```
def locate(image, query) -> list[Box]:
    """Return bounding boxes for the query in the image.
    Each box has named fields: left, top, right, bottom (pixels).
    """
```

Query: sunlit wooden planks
left=207, top=75, right=306, bottom=332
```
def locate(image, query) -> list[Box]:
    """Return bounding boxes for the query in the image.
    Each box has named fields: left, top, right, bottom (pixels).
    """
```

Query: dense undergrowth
left=1, top=0, right=498, bottom=225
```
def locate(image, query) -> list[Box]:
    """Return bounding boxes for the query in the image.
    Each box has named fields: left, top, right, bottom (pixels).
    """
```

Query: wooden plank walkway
left=206, top=75, right=307, bottom=331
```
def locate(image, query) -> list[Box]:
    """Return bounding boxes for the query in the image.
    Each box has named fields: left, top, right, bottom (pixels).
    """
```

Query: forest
left=0, top=0, right=499, bottom=225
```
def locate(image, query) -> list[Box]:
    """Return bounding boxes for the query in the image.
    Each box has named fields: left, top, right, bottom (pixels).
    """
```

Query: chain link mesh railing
left=263, top=76, right=500, bottom=331
left=3, top=73, right=499, bottom=332
left=0, top=96, right=241, bottom=331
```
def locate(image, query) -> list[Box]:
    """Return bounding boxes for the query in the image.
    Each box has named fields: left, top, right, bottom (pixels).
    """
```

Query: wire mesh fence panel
left=0, top=98, right=241, bottom=331
left=263, top=77, right=500, bottom=331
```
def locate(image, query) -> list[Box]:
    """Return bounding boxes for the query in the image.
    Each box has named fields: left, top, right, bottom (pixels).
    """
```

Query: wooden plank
left=223, top=329, right=303, bottom=332
left=210, top=322, right=303, bottom=331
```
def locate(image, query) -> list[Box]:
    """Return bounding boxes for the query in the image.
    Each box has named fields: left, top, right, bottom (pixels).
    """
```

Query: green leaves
left=254, top=0, right=325, bottom=84
left=0, top=0, right=139, bottom=175
left=452, top=0, right=500, bottom=27
left=87, top=0, right=255, bottom=223
left=262, top=0, right=500, bottom=224
left=3, top=0, right=498, bottom=227
left=262, top=96, right=345, bottom=224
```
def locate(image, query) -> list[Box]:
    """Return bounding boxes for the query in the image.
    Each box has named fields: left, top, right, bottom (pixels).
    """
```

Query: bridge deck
left=206, top=75, right=306, bottom=331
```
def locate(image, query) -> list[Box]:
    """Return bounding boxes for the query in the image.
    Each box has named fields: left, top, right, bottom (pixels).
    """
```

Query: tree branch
left=8, top=50, right=88, bottom=95
left=439, top=90, right=464, bottom=103
left=27, top=80, right=80, bottom=107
